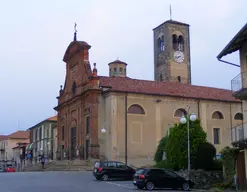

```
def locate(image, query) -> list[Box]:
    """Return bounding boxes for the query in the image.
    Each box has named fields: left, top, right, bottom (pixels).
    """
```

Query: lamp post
left=180, top=112, right=197, bottom=172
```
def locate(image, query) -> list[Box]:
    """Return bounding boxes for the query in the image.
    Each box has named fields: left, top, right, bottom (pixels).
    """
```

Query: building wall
left=12, top=148, right=20, bottom=162
left=7, top=138, right=27, bottom=160
left=99, top=93, right=241, bottom=166
left=30, top=121, right=56, bottom=161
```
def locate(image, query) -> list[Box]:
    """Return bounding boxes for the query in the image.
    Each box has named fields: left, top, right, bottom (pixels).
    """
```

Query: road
left=0, top=171, right=200, bottom=192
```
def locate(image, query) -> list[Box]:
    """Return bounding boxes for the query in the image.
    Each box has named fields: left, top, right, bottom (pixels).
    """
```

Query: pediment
left=63, top=41, right=91, bottom=62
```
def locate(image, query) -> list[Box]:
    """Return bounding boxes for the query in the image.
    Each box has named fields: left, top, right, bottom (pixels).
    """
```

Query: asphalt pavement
left=0, top=171, right=199, bottom=192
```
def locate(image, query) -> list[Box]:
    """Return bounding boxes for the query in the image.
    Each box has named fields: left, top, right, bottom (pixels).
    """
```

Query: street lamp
left=180, top=113, right=197, bottom=172
left=101, top=127, right=106, bottom=133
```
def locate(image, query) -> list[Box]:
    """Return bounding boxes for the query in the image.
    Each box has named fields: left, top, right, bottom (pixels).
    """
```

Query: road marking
left=105, top=181, right=135, bottom=189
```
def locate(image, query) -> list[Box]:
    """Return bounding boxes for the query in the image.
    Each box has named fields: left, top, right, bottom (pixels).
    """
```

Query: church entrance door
left=70, top=127, right=76, bottom=160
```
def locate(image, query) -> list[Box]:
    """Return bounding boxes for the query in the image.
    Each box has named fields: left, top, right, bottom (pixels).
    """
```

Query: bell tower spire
left=74, top=23, right=77, bottom=41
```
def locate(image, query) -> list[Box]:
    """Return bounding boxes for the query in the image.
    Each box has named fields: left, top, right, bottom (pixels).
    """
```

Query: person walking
left=41, top=154, right=45, bottom=169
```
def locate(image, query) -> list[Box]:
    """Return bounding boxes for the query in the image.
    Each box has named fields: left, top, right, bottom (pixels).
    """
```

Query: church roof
left=99, top=76, right=240, bottom=103
left=108, top=59, right=127, bottom=65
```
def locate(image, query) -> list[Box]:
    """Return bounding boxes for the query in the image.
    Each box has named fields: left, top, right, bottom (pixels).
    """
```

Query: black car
left=93, top=161, right=136, bottom=181
left=133, top=168, right=194, bottom=191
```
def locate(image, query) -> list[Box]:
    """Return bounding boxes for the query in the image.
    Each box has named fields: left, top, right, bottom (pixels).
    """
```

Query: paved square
left=0, top=171, right=200, bottom=192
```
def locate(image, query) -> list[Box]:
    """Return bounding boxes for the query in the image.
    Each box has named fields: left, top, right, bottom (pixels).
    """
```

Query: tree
left=154, top=136, right=168, bottom=163
left=193, top=142, right=217, bottom=170
left=164, top=119, right=207, bottom=170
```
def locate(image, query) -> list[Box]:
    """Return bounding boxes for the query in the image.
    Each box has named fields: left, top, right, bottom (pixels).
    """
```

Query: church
left=54, top=19, right=242, bottom=166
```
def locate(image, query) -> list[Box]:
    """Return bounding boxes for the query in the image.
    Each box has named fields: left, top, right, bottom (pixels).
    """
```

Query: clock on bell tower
left=153, top=20, right=191, bottom=84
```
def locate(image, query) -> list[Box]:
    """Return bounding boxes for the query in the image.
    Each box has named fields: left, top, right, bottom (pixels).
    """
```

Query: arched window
left=212, top=111, right=224, bottom=119
left=119, top=67, right=123, bottom=74
left=157, top=33, right=165, bottom=52
left=128, top=104, right=145, bottom=115
left=172, top=34, right=178, bottom=50
left=174, top=108, right=187, bottom=117
left=72, top=81, right=76, bottom=95
left=234, top=113, right=243, bottom=120
left=178, top=35, right=184, bottom=51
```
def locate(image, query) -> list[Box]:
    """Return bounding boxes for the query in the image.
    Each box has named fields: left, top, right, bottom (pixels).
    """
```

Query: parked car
left=93, top=161, right=136, bottom=181
left=5, top=165, right=16, bottom=172
left=133, top=168, right=194, bottom=191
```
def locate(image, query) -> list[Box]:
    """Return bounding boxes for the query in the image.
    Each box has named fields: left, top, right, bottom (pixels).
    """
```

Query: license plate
left=133, top=180, right=136, bottom=184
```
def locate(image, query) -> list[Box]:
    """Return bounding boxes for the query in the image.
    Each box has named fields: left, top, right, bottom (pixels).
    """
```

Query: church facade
left=54, top=20, right=242, bottom=166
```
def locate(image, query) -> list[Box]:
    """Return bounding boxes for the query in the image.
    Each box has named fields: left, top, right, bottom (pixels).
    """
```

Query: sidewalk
left=193, top=189, right=238, bottom=192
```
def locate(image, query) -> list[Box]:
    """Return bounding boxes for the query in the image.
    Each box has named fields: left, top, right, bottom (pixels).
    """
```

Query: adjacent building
left=0, top=135, right=8, bottom=160
left=7, top=131, right=29, bottom=161
left=217, top=23, right=247, bottom=190
left=27, top=116, right=57, bottom=163
left=12, top=139, right=29, bottom=170
left=54, top=19, right=242, bottom=166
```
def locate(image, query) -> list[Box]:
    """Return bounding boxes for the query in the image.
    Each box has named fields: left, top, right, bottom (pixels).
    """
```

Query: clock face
left=174, top=51, right=184, bottom=63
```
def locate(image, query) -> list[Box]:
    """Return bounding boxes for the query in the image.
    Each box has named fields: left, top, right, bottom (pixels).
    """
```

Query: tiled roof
left=0, top=135, right=8, bottom=141
left=99, top=76, right=240, bottom=103
left=108, top=59, right=127, bottom=65
left=27, top=115, right=57, bottom=130
left=8, top=131, right=29, bottom=139
left=46, top=115, right=57, bottom=121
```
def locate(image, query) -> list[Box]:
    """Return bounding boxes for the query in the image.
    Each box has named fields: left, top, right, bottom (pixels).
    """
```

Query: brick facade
left=54, top=40, right=100, bottom=159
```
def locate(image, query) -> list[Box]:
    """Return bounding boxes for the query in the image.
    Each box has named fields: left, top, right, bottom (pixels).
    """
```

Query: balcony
left=231, top=123, right=247, bottom=149
left=231, top=72, right=247, bottom=100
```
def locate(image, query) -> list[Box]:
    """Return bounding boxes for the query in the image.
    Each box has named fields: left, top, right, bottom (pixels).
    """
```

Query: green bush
left=211, top=159, right=223, bottom=171
left=154, top=136, right=168, bottom=163
left=154, top=160, right=178, bottom=170
left=164, top=119, right=207, bottom=170
left=221, top=147, right=238, bottom=180
left=193, top=142, right=222, bottom=170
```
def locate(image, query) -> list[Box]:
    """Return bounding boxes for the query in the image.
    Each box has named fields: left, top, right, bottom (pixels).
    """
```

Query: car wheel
left=101, top=174, right=109, bottom=181
left=146, top=182, right=154, bottom=191
left=182, top=182, right=190, bottom=191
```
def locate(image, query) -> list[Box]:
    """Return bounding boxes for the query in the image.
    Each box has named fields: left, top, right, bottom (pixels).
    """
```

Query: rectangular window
left=86, top=116, right=90, bottom=134
left=62, top=126, right=65, bottom=141
left=46, top=128, right=49, bottom=138
left=213, top=128, right=220, bottom=144
left=35, top=129, right=38, bottom=141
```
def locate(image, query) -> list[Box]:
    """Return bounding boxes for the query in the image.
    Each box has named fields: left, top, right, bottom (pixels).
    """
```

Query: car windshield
left=94, top=162, right=100, bottom=168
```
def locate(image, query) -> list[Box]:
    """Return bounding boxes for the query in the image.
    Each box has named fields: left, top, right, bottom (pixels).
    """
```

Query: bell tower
left=153, top=20, right=191, bottom=84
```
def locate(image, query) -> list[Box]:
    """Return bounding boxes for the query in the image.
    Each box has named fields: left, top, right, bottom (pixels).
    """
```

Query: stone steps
left=22, top=160, right=94, bottom=172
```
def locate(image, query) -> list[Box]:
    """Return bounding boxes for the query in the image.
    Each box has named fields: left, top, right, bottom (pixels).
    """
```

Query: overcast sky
left=0, top=0, right=246, bottom=134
